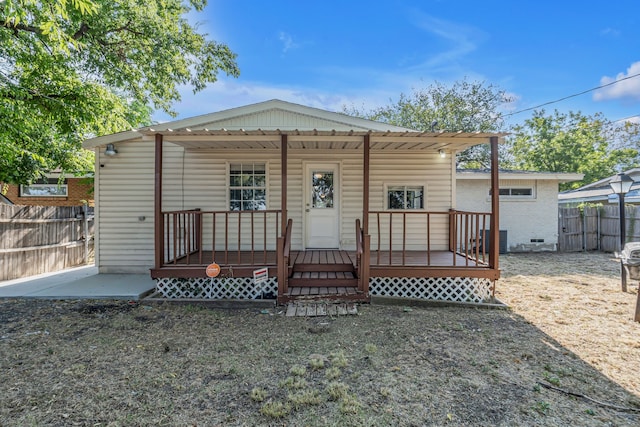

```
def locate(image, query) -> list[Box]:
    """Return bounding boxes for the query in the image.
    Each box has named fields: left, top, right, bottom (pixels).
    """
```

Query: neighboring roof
left=83, top=99, right=507, bottom=152
left=0, top=193, right=14, bottom=205
left=558, top=168, right=640, bottom=204
left=457, top=169, right=584, bottom=183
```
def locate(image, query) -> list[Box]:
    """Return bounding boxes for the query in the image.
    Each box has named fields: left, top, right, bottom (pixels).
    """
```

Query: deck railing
left=449, top=209, right=492, bottom=265
left=162, top=209, right=282, bottom=266
left=355, top=219, right=370, bottom=294
left=368, top=210, right=492, bottom=267
left=277, top=218, right=293, bottom=298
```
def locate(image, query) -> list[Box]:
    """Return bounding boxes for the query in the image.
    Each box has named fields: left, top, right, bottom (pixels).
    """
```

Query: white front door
left=305, top=163, right=340, bottom=248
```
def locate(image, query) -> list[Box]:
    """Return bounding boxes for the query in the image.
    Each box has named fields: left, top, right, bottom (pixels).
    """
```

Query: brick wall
left=2, top=178, right=94, bottom=206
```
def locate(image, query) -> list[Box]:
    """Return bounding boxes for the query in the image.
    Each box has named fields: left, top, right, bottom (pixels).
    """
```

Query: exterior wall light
left=439, top=149, right=446, bottom=158
left=104, top=144, right=118, bottom=156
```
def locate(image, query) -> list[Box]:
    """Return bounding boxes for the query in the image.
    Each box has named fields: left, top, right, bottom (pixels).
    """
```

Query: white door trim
left=303, top=161, right=341, bottom=249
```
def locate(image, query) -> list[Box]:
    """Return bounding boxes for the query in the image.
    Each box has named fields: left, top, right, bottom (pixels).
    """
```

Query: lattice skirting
left=155, top=277, right=278, bottom=299
left=369, top=277, right=493, bottom=303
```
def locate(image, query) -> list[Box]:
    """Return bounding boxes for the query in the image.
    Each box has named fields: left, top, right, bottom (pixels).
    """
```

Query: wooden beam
left=281, top=134, right=288, bottom=236
left=363, top=134, right=370, bottom=235
left=154, top=133, right=164, bottom=270
left=489, top=136, right=500, bottom=271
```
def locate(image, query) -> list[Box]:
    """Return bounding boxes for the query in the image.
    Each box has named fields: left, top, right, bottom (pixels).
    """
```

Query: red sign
left=206, top=263, right=221, bottom=278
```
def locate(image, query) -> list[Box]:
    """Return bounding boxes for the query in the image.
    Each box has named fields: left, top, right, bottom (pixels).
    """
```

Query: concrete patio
left=0, top=265, right=155, bottom=300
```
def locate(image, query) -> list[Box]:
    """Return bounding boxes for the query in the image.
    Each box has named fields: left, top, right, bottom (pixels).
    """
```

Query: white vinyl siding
left=370, top=151, right=451, bottom=251
left=95, top=141, right=454, bottom=271
left=95, top=140, right=156, bottom=273
left=197, top=109, right=372, bottom=132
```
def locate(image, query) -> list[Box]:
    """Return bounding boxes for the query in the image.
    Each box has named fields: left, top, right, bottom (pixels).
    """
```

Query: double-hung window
left=387, top=185, right=424, bottom=210
left=229, top=163, right=266, bottom=211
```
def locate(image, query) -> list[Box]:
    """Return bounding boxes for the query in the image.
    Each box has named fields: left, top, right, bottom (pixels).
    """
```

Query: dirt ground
left=1, top=252, right=639, bottom=426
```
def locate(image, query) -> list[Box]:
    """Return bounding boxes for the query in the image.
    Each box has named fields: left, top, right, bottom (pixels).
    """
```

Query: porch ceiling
left=140, top=128, right=507, bottom=151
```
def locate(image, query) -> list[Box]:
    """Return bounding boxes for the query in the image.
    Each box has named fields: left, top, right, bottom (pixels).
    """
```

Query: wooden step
left=280, top=286, right=368, bottom=304
left=293, top=263, right=355, bottom=273
left=285, top=302, right=358, bottom=317
left=289, top=271, right=358, bottom=287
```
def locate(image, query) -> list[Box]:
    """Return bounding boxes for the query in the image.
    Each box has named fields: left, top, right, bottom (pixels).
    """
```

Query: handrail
left=283, top=218, right=293, bottom=259
left=355, top=218, right=363, bottom=274
left=278, top=218, right=293, bottom=298
left=355, top=218, right=363, bottom=256
left=355, top=218, right=369, bottom=294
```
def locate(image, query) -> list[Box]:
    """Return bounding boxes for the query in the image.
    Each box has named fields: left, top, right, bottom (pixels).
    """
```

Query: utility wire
left=502, top=72, right=640, bottom=118
left=613, top=114, right=640, bottom=123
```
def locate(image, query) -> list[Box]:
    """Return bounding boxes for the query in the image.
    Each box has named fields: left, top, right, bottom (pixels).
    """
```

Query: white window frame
left=227, top=161, right=268, bottom=211
left=490, top=186, right=536, bottom=200
left=20, top=180, right=68, bottom=197
left=384, top=183, right=427, bottom=210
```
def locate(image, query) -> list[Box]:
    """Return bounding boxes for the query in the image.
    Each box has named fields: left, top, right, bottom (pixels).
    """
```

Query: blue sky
left=155, top=0, right=640, bottom=128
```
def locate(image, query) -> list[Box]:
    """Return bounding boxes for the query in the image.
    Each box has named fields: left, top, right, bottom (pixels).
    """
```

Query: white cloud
left=278, top=31, right=299, bottom=54
left=151, top=76, right=395, bottom=122
left=600, top=28, right=621, bottom=37
left=593, top=61, right=640, bottom=101
left=408, top=11, right=486, bottom=71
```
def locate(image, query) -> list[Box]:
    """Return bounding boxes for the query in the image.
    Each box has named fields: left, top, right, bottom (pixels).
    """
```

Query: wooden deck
left=290, top=250, right=354, bottom=266
left=152, top=249, right=492, bottom=281
left=161, top=249, right=484, bottom=269
left=167, top=250, right=278, bottom=266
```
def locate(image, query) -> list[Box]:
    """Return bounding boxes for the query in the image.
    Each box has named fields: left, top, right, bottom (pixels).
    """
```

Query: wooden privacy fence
left=0, top=205, right=94, bottom=281
left=558, top=205, right=640, bottom=253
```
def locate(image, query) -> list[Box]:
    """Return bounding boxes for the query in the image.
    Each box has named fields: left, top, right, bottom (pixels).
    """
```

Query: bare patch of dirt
left=1, top=252, right=639, bottom=426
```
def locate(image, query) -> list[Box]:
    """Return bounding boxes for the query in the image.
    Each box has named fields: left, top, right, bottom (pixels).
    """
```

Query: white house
left=457, top=169, right=583, bottom=252
left=83, top=99, right=507, bottom=304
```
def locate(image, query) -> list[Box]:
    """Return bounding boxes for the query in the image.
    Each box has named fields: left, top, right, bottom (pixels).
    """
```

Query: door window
left=311, top=171, right=334, bottom=208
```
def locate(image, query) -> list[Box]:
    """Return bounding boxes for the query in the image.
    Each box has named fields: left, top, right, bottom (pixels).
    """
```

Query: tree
left=344, top=79, right=513, bottom=168
left=0, top=0, right=239, bottom=184
left=508, top=110, right=639, bottom=190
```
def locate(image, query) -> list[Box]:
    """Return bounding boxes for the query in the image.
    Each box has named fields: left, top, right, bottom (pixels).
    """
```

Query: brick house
left=2, top=174, right=93, bottom=206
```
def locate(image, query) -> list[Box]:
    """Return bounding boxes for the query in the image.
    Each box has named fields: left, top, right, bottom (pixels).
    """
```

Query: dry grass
left=497, top=252, right=640, bottom=398
left=0, top=252, right=639, bottom=426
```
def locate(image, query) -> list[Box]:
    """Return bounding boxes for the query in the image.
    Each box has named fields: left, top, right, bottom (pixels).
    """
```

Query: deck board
left=285, top=302, right=358, bottom=317
left=168, top=249, right=483, bottom=268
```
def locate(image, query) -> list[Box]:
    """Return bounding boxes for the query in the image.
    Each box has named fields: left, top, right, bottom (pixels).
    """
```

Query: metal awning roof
left=87, top=128, right=506, bottom=152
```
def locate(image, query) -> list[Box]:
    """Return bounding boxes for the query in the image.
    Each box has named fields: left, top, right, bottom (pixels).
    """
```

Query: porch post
left=278, top=134, right=288, bottom=301
left=363, top=134, right=370, bottom=234
left=281, top=134, right=288, bottom=236
left=154, top=133, right=164, bottom=270
left=361, top=134, right=371, bottom=295
left=489, top=136, right=500, bottom=271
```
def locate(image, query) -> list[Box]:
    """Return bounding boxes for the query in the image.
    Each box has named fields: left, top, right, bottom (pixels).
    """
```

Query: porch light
left=609, top=172, right=633, bottom=195
left=104, top=143, right=118, bottom=156
left=609, top=172, right=634, bottom=292
left=439, top=149, right=446, bottom=158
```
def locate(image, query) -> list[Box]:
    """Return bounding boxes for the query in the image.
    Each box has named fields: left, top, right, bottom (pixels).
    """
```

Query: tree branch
left=72, top=22, right=90, bottom=40
left=537, top=381, right=640, bottom=413
left=1, top=20, right=42, bottom=36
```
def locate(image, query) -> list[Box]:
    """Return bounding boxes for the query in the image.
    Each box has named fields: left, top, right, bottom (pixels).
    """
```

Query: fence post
left=83, top=203, right=89, bottom=264
left=582, top=209, right=587, bottom=252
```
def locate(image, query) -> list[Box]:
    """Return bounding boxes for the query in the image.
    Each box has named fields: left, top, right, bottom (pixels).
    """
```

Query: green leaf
left=0, top=0, right=239, bottom=184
